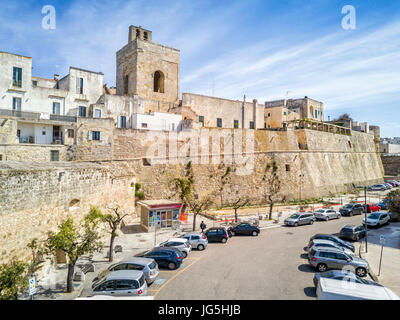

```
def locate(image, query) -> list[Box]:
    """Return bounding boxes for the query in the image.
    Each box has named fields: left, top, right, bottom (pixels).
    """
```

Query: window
left=283, top=112, right=287, bottom=116
left=154, top=71, right=165, bottom=93
left=264, top=123, right=267, bottom=129
left=136, top=29, right=140, bottom=38
left=315, top=110, right=318, bottom=119
left=249, top=121, right=254, bottom=129
left=234, top=120, right=239, bottom=128
left=124, top=75, right=129, bottom=95
left=78, top=106, right=87, bottom=117
left=76, top=77, right=84, bottom=94
left=96, top=281, right=115, bottom=292
left=126, top=264, right=144, bottom=271
left=92, top=131, right=101, bottom=141
left=335, top=253, right=348, bottom=260
left=67, top=129, right=74, bottom=138
left=199, top=116, right=204, bottom=127
left=120, top=116, right=127, bottom=128
left=285, top=164, right=290, bottom=172
left=144, top=32, right=148, bottom=40
left=116, top=280, right=139, bottom=290
left=141, top=123, right=148, bottom=128
left=12, top=97, right=21, bottom=111
left=32, top=80, right=38, bottom=87
left=52, top=102, right=60, bottom=115
left=95, top=109, right=101, bottom=118
left=13, top=67, right=22, bottom=87
left=112, top=264, right=127, bottom=271
left=267, top=113, right=271, bottom=117
left=217, top=118, right=222, bottom=128
left=50, top=150, right=59, bottom=162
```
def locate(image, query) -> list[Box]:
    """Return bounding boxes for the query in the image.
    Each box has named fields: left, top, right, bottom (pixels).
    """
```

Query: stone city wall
left=0, top=161, right=136, bottom=265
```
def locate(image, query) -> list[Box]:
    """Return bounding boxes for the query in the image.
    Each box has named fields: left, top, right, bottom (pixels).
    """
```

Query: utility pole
left=364, top=187, right=368, bottom=253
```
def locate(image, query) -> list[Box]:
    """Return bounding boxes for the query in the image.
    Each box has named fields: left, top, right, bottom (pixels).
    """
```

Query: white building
left=131, top=112, right=183, bottom=131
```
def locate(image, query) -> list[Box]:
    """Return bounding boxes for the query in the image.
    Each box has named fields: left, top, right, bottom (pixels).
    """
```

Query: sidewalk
left=359, top=222, right=400, bottom=296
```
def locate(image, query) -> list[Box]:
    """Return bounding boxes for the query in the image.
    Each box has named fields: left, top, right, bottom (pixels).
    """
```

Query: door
left=94, top=280, right=116, bottom=296
left=191, top=235, right=200, bottom=247
left=161, top=211, right=167, bottom=228
left=299, top=215, right=307, bottom=225
left=334, top=252, right=349, bottom=269
left=167, top=211, right=172, bottom=227
left=114, top=280, right=137, bottom=296
left=156, top=212, right=161, bottom=228
left=53, top=126, right=61, bottom=144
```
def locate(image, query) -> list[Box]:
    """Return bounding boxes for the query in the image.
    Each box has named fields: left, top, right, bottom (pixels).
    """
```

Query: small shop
left=137, top=200, right=183, bottom=232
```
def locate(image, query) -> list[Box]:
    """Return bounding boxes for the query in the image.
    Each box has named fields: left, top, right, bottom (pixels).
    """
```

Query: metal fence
left=0, top=109, right=76, bottom=122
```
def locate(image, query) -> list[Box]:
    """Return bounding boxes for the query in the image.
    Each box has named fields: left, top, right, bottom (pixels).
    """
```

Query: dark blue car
left=135, top=247, right=183, bottom=270
left=378, top=199, right=392, bottom=210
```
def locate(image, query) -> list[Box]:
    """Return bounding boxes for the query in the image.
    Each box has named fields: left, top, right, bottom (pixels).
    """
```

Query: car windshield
left=368, top=213, right=380, bottom=220
left=345, top=204, right=353, bottom=208
left=290, top=214, right=300, bottom=219
left=148, top=261, right=157, bottom=269
left=315, top=210, right=325, bottom=213
left=341, top=228, right=353, bottom=232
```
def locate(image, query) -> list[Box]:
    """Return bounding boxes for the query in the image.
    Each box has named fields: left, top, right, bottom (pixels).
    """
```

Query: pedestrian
left=200, top=221, right=206, bottom=233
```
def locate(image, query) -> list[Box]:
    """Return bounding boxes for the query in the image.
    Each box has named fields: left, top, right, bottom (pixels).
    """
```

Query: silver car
left=314, top=209, right=341, bottom=221
left=159, top=238, right=192, bottom=258
left=100, top=257, right=159, bottom=284
left=363, top=212, right=390, bottom=228
left=308, top=247, right=370, bottom=277
left=284, top=212, right=315, bottom=226
left=181, top=232, right=208, bottom=251
left=91, top=270, right=148, bottom=297
left=308, top=239, right=355, bottom=256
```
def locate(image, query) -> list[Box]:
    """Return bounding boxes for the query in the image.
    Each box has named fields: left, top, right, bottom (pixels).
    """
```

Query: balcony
left=0, top=109, right=77, bottom=122
left=12, top=80, right=22, bottom=87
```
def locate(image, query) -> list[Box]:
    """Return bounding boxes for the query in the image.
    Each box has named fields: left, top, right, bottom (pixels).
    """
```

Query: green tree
left=231, top=197, right=251, bottom=223
left=135, top=183, right=145, bottom=200
left=208, top=164, right=232, bottom=208
left=89, top=206, right=128, bottom=262
left=45, top=213, right=103, bottom=293
left=386, top=189, right=400, bottom=220
left=261, top=161, right=283, bottom=220
left=0, top=260, right=28, bottom=300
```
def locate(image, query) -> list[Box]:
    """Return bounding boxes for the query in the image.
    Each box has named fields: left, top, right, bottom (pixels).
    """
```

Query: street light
left=364, top=186, right=368, bottom=253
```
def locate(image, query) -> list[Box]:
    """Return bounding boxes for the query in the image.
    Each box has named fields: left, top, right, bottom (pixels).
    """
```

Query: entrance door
left=53, top=126, right=61, bottom=144
left=167, top=211, right=172, bottom=227
left=156, top=212, right=161, bottom=228
left=161, top=211, right=167, bottom=228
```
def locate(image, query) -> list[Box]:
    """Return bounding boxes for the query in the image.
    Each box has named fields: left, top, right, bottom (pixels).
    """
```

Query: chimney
left=54, top=74, right=59, bottom=81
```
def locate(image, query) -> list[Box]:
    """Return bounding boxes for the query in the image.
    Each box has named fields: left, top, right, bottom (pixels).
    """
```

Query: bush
left=0, top=260, right=28, bottom=300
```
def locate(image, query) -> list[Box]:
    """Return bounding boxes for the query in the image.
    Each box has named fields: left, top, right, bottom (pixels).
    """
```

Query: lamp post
left=364, top=186, right=368, bottom=253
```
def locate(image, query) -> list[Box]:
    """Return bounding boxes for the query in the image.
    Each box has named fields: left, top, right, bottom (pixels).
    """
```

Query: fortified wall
left=381, top=155, right=400, bottom=177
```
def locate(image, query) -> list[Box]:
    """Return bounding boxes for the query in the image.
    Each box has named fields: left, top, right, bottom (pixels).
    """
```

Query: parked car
left=158, top=238, right=191, bottom=258
left=388, top=180, right=400, bottom=187
left=284, top=212, right=315, bottom=226
left=308, top=247, right=370, bottom=277
left=363, top=204, right=381, bottom=213
left=363, top=212, right=390, bottom=228
left=378, top=199, right=391, bottom=210
left=339, top=225, right=366, bottom=241
left=387, top=181, right=397, bottom=187
left=368, top=184, right=387, bottom=191
left=181, top=232, right=208, bottom=251
left=314, top=209, right=341, bottom=221
left=101, top=258, right=159, bottom=285
left=316, top=277, right=399, bottom=300
left=229, top=223, right=260, bottom=236
left=204, top=227, right=229, bottom=243
left=313, top=270, right=381, bottom=288
left=388, top=212, right=398, bottom=222
left=309, top=234, right=355, bottom=252
left=384, top=183, right=393, bottom=190
left=91, top=270, right=147, bottom=297
left=307, top=239, right=355, bottom=256
left=339, top=203, right=364, bottom=216
left=135, top=247, right=183, bottom=270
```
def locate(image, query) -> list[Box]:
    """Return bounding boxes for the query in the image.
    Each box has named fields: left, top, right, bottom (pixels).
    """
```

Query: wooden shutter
left=88, top=131, right=92, bottom=141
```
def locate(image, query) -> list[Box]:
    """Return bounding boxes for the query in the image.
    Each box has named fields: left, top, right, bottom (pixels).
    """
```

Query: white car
left=158, top=238, right=192, bottom=258
left=363, top=212, right=390, bottom=228
left=314, top=209, right=341, bottom=221
left=307, top=239, right=355, bottom=256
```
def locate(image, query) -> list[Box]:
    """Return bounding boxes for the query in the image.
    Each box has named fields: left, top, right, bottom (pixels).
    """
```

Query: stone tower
left=116, top=25, right=180, bottom=110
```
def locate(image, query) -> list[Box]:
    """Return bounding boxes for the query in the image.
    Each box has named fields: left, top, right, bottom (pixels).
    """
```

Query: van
left=316, top=277, right=400, bottom=300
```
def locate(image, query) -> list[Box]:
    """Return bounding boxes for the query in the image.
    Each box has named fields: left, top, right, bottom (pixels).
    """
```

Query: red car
left=364, top=204, right=381, bottom=213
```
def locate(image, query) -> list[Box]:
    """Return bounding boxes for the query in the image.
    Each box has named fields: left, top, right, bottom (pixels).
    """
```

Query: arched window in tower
left=154, top=71, right=165, bottom=93
left=309, top=105, right=314, bottom=118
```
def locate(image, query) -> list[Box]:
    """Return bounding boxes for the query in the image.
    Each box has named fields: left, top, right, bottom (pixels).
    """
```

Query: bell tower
left=116, top=25, right=180, bottom=108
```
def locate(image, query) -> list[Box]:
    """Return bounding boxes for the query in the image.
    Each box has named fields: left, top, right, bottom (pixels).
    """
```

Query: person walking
left=200, top=221, right=206, bottom=233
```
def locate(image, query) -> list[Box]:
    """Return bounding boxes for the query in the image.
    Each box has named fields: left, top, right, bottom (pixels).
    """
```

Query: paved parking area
left=154, top=215, right=370, bottom=299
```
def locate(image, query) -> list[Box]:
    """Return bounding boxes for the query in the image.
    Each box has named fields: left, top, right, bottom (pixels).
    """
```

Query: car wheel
left=231, top=231, right=235, bottom=236
left=350, top=212, right=353, bottom=217
left=337, top=214, right=341, bottom=219
left=356, top=267, right=367, bottom=277
left=310, top=220, right=314, bottom=225
left=294, top=222, right=298, bottom=227
left=182, top=251, right=187, bottom=258
left=317, top=263, right=327, bottom=272
left=221, top=238, right=227, bottom=243
left=197, top=244, right=205, bottom=251
left=325, top=217, right=329, bottom=221
left=168, top=262, right=176, bottom=270
left=252, top=231, right=258, bottom=236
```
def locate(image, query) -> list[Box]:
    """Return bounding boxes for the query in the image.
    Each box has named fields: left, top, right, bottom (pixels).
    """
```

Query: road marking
left=153, top=257, right=202, bottom=298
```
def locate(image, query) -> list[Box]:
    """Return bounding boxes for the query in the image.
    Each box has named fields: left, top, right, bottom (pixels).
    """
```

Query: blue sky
left=1, top=0, right=399, bottom=137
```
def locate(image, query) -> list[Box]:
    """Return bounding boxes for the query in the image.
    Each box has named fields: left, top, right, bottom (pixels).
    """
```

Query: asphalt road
left=153, top=215, right=365, bottom=300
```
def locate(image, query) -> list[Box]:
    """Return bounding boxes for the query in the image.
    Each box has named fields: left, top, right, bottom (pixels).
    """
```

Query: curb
left=359, top=250, right=379, bottom=283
